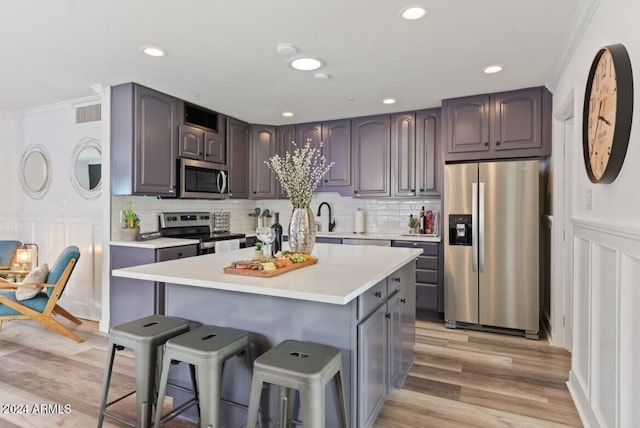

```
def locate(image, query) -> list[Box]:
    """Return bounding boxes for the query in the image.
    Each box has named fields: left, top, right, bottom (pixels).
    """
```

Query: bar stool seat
left=247, top=340, right=349, bottom=428
left=97, top=315, right=191, bottom=428
left=154, top=324, right=260, bottom=428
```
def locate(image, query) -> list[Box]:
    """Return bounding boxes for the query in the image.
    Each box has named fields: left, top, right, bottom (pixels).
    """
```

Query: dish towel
left=214, top=239, right=240, bottom=253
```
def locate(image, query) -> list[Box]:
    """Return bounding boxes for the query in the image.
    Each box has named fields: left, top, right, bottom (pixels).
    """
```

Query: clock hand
left=590, top=100, right=603, bottom=158
left=598, top=115, right=611, bottom=125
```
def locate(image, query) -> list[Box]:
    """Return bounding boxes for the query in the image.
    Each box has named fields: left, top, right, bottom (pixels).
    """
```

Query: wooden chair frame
left=0, top=257, right=83, bottom=342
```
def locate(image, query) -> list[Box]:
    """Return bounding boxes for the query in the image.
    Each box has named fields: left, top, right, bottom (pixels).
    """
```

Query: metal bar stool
left=97, top=315, right=192, bottom=428
left=246, top=340, right=349, bottom=428
left=153, top=324, right=262, bottom=428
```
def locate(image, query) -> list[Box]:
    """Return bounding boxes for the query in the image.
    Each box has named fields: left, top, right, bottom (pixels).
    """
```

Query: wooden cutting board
left=223, top=257, right=318, bottom=277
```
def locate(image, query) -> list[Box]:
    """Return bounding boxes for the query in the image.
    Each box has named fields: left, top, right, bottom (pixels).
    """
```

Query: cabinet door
left=276, top=125, right=295, bottom=199
left=444, top=94, right=490, bottom=155
left=134, top=85, right=178, bottom=196
left=178, top=124, right=203, bottom=160
left=416, top=109, right=441, bottom=196
left=388, top=291, right=403, bottom=389
left=391, top=113, right=416, bottom=197
left=227, top=118, right=250, bottom=199
left=358, top=303, right=388, bottom=428
left=492, top=87, right=542, bottom=152
left=352, top=115, right=391, bottom=197
left=321, top=119, right=352, bottom=192
left=296, top=122, right=322, bottom=152
left=250, top=125, right=277, bottom=199
left=203, top=130, right=225, bottom=164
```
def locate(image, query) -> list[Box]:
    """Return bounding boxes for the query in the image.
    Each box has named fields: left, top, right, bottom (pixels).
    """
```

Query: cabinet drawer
left=416, top=283, right=438, bottom=311
left=316, top=237, right=343, bottom=244
left=416, top=269, right=438, bottom=284
left=156, top=245, right=198, bottom=262
left=358, top=279, right=387, bottom=320
left=416, top=255, right=437, bottom=270
left=392, top=240, right=438, bottom=256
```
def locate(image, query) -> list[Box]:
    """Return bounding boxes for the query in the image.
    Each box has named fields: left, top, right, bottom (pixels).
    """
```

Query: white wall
left=550, top=0, right=640, bottom=426
left=0, top=98, right=103, bottom=321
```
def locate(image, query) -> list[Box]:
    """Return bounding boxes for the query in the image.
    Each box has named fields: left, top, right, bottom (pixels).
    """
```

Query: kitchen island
left=111, top=243, right=421, bottom=428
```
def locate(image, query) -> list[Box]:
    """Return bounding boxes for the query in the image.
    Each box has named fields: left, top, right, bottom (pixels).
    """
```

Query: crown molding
left=547, top=0, right=602, bottom=91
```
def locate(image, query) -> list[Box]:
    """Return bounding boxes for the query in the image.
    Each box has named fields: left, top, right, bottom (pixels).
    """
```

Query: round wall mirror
left=19, top=145, right=52, bottom=199
left=69, top=138, right=102, bottom=199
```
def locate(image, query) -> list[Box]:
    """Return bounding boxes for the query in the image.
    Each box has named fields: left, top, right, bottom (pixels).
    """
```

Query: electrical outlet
left=585, top=188, right=594, bottom=210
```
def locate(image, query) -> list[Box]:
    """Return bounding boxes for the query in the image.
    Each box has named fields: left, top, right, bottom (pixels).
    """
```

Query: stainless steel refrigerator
left=444, top=160, right=540, bottom=339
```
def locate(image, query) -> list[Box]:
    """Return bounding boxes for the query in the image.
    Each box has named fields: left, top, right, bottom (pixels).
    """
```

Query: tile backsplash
left=112, top=193, right=441, bottom=238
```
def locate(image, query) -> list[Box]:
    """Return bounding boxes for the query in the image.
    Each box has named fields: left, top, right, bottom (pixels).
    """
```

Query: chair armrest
left=1, top=282, right=54, bottom=288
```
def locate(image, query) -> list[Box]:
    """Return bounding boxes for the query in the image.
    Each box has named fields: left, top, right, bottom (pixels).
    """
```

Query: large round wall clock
left=582, top=43, right=634, bottom=183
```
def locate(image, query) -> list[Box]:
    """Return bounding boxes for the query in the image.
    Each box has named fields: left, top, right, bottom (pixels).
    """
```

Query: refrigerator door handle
left=479, top=182, right=485, bottom=272
left=472, top=182, right=478, bottom=272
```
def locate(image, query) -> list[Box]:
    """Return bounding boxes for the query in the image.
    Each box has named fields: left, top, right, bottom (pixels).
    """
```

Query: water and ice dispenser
left=448, top=214, right=472, bottom=246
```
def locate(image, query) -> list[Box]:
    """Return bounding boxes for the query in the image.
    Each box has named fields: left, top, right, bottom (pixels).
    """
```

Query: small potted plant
left=408, top=214, right=420, bottom=234
left=121, top=202, right=140, bottom=241
left=254, top=242, right=264, bottom=258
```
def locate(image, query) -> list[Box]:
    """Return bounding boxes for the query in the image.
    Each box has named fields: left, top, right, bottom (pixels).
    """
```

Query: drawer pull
left=392, top=277, right=401, bottom=282
left=401, top=298, right=406, bottom=304
left=385, top=313, right=391, bottom=319
left=375, top=291, right=382, bottom=298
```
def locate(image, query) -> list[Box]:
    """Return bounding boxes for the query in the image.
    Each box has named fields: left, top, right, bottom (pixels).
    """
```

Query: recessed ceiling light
left=314, top=72, right=331, bottom=80
left=400, top=5, right=428, bottom=21
left=382, top=98, right=397, bottom=105
left=483, top=65, right=503, bottom=74
left=140, top=46, right=166, bottom=57
left=282, top=112, right=294, bottom=117
left=290, top=57, right=323, bottom=71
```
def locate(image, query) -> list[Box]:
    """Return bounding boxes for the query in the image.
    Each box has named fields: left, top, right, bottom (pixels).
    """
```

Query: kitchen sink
left=400, top=233, right=440, bottom=237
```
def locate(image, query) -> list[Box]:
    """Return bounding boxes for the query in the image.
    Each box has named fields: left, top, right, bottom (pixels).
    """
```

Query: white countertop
left=110, top=238, right=200, bottom=249
left=112, top=243, right=422, bottom=305
left=240, top=230, right=441, bottom=243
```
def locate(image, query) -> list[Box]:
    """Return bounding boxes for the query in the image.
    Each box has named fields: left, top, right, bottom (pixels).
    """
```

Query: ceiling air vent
left=75, top=103, right=101, bottom=124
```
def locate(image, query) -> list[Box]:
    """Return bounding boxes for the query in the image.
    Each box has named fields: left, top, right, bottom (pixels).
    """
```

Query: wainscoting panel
left=573, top=236, right=591, bottom=396
left=0, top=215, right=102, bottom=321
left=569, top=220, right=640, bottom=428
left=619, top=254, right=640, bottom=428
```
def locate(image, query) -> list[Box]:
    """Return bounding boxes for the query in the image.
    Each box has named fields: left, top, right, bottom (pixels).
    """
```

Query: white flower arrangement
left=265, top=140, right=334, bottom=208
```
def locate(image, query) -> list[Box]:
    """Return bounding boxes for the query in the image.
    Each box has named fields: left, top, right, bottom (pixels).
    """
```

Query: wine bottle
left=271, top=212, right=283, bottom=256
left=420, top=206, right=426, bottom=234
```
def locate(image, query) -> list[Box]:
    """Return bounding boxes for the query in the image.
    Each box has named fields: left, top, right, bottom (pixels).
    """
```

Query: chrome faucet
left=316, top=202, right=336, bottom=232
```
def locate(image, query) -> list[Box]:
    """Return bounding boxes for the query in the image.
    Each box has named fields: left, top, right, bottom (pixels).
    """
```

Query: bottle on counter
left=271, top=212, right=283, bottom=256
left=420, top=206, right=426, bottom=234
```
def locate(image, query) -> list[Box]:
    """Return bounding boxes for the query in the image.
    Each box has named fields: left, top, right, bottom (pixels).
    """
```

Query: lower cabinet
left=357, top=262, right=416, bottom=428
left=392, top=240, right=442, bottom=317
left=110, top=244, right=197, bottom=328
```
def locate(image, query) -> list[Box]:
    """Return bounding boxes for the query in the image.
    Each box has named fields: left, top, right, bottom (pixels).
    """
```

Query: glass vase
left=288, top=207, right=316, bottom=254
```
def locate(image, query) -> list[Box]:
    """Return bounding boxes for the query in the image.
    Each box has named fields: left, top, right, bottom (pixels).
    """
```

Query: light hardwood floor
left=0, top=317, right=581, bottom=427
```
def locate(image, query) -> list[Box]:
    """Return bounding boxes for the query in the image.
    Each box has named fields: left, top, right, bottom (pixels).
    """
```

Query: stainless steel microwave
left=179, top=159, right=229, bottom=199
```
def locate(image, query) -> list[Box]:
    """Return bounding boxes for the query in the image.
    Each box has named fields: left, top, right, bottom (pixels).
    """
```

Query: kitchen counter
left=112, top=243, right=422, bottom=305
left=238, top=229, right=441, bottom=243
left=110, top=237, right=199, bottom=249
left=110, top=243, right=419, bottom=427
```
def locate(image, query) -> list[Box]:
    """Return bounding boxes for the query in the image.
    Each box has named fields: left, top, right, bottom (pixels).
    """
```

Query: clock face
left=586, top=48, right=617, bottom=181
left=582, top=44, right=634, bottom=184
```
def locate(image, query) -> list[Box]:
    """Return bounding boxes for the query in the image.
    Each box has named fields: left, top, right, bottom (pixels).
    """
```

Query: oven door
left=180, top=159, right=229, bottom=199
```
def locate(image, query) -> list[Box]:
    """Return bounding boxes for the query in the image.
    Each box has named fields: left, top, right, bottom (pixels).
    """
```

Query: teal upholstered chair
left=0, top=240, right=21, bottom=268
left=0, top=246, right=83, bottom=342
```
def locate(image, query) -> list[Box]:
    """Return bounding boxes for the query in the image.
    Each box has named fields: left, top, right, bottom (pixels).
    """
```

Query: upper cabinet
left=352, top=115, right=391, bottom=197
left=443, top=87, right=551, bottom=162
left=321, top=119, right=352, bottom=193
left=177, top=102, right=226, bottom=164
left=416, top=109, right=441, bottom=196
left=296, top=122, right=322, bottom=152
left=391, top=109, right=441, bottom=198
left=111, top=83, right=178, bottom=197
left=227, top=117, right=250, bottom=199
left=249, top=125, right=277, bottom=199
left=276, top=125, right=295, bottom=199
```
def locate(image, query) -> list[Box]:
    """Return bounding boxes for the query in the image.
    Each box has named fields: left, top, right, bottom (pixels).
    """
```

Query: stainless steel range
left=159, top=212, right=245, bottom=254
